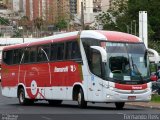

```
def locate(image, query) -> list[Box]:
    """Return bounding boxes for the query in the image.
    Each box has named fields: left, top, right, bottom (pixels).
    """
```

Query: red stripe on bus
left=115, top=83, right=147, bottom=90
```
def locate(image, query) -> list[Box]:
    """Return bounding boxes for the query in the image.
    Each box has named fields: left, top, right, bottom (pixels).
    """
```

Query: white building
left=74, top=0, right=110, bottom=28
left=101, top=0, right=110, bottom=12
left=74, top=0, right=94, bottom=25
left=12, top=0, right=20, bottom=12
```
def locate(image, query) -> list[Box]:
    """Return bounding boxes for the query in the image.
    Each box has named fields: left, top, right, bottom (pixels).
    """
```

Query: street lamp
left=18, top=26, right=24, bottom=43
left=133, top=20, right=136, bottom=36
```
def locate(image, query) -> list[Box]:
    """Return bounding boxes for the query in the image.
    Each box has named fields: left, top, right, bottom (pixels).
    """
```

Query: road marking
left=41, top=116, right=52, bottom=120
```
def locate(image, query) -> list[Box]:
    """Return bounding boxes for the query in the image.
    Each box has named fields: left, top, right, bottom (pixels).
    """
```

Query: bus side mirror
left=90, top=46, right=107, bottom=62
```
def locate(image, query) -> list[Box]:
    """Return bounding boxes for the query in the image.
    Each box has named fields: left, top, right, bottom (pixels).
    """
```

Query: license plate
left=128, top=96, right=136, bottom=100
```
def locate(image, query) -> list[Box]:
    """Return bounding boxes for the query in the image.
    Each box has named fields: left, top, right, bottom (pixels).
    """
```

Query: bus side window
left=43, top=45, right=50, bottom=61
left=65, top=41, right=81, bottom=60
left=18, top=49, right=24, bottom=63
left=50, top=44, right=57, bottom=61
left=65, top=42, right=72, bottom=59
left=29, top=47, right=37, bottom=63
left=13, top=49, right=20, bottom=64
left=3, top=50, right=13, bottom=65
left=23, top=48, right=30, bottom=63
left=37, top=45, right=50, bottom=62
left=90, top=49, right=102, bottom=77
left=57, top=43, right=64, bottom=60
left=71, top=41, right=81, bottom=59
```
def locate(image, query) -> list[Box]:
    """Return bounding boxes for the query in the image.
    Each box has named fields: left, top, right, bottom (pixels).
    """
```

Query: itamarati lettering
left=54, top=66, right=68, bottom=72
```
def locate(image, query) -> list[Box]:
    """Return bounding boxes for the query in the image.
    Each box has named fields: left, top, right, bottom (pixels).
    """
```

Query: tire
left=77, top=88, right=87, bottom=108
left=18, top=88, right=34, bottom=105
left=115, top=102, right=125, bottom=110
left=48, top=100, right=62, bottom=106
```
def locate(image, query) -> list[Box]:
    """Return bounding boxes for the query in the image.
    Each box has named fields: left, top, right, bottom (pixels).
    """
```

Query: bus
left=0, top=46, right=7, bottom=81
left=1, top=30, right=152, bottom=109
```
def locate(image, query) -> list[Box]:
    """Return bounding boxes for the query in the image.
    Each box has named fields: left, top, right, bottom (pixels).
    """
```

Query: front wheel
left=18, top=88, right=34, bottom=105
left=115, top=102, right=125, bottom=110
left=77, top=88, right=87, bottom=108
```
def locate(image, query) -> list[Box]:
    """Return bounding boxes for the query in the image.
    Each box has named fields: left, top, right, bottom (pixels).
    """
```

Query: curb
left=127, top=102, right=160, bottom=110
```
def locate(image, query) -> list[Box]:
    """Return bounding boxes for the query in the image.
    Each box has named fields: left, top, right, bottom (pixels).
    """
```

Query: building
left=70, top=0, right=77, bottom=15
left=12, top=0, right=20, bottom=12
left=57, top=0, right=70, bottom=21
left=24, top=0, right=70, bottom=24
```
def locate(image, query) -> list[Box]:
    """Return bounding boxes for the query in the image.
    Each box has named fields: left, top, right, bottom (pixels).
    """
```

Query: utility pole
left=81, top=2, right=84, bottom=30
left=139, top=11, right=148, bottom=48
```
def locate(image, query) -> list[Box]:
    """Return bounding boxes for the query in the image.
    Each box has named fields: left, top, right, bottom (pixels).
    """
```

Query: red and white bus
left=1, top=30, right=151, bottom=109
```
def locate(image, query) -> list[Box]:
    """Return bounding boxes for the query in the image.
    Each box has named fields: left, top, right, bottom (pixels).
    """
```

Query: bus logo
left=70, top=65, right=76, bottom=72
left=132, top=86, right=142, bottom=90
left=54, top=66, right=68, bottom=72
left=54, top=65, right=76, bottom=73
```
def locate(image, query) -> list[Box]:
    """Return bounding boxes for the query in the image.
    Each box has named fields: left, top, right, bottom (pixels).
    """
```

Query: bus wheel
left=18, top=88, right=34, bottom=105
left=77, top=88, right=87, bottom=108
left=48, top=100, right=62, bottom=106
left=115, top=102, right=125, bottom=110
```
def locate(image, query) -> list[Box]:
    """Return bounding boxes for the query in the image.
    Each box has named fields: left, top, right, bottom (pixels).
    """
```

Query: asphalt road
left=0, top=88, right=160, bottom=120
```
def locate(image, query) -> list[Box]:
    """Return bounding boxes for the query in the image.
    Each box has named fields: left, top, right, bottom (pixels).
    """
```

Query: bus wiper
left=130, top=55, right=144, bottom=82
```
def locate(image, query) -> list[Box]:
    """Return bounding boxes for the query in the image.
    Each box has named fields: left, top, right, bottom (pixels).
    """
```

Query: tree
left=12, top=30, right=22, bottom=38
left=0, top=17, right=9, bottom=25
left=33, top=17, right=44, bottom=30
left=55, top=19, right=67, bottom=31
left=19, top=16, right=30, bottom=29
left=96, top=0, right=128, bottom=31
left=96, top=0, right=160, bottom=52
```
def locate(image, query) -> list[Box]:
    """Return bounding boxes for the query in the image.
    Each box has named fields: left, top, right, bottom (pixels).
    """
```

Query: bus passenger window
left=23, top=48, right=30, bottom=63
left=29, top=47, right=37, bottom=62
left=91, top=50, right=102, bottom=77
left=18, top=49, right=24, bottom=63
left=65, top=42, right=72, bottom=59
left=13, top=49, right=20, bottom=64
left=57, top=43, right=64, bottom=60
left=65, top=41, right=81, bottom=60
left=50, top=44, right=57, bottom=61
left=71, top=41, right=81, bottom=59
left=37, top=45, right=50, bottom=62
left=3, top=50, right=13, bottom=65
left=43, top=45, right=50, bottom=60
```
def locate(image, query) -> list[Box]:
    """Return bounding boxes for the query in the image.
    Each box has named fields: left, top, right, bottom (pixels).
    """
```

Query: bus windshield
left=103, top=42, right=149, bottom=83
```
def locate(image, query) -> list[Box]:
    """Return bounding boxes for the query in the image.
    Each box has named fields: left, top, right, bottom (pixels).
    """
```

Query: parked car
left=150, top=71, right=160, bottom=95
left=152, top=79, right=160, bottom=95
left=150, top=72, right=158, bottom=81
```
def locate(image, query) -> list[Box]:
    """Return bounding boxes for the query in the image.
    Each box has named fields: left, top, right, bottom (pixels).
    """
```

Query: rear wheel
left=18, top=88, right=34, bottom=105
left=115, top=102, right=125, bottom=110
left=48, top=100, right=62, bottom=106
left=77, top=88, right=87, bottom=108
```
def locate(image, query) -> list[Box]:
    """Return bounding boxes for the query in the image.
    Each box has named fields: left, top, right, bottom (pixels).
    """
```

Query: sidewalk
left=127, top=102, right=160, bottom=109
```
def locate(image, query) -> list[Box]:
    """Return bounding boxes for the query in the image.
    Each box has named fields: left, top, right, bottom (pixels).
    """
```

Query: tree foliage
left=96, top=0, right=160, bottom=41
left=0, top=17, right=9, bottom=25
left=19, top=16, right=29, bottom=27
left=33, top=17, right=44, bottom=30
left=55, top=19, right=67, bottom=31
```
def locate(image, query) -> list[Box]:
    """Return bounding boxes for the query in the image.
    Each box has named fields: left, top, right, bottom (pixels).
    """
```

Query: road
left=0, top=88, right=159, bottom=120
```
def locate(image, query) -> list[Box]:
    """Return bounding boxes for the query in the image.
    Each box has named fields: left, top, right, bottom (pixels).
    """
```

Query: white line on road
left=41, top=116, right=52, bottom=120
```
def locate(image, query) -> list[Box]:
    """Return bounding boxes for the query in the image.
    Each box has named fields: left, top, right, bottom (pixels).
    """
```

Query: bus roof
left=3, top=30, right=142, bottom=50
